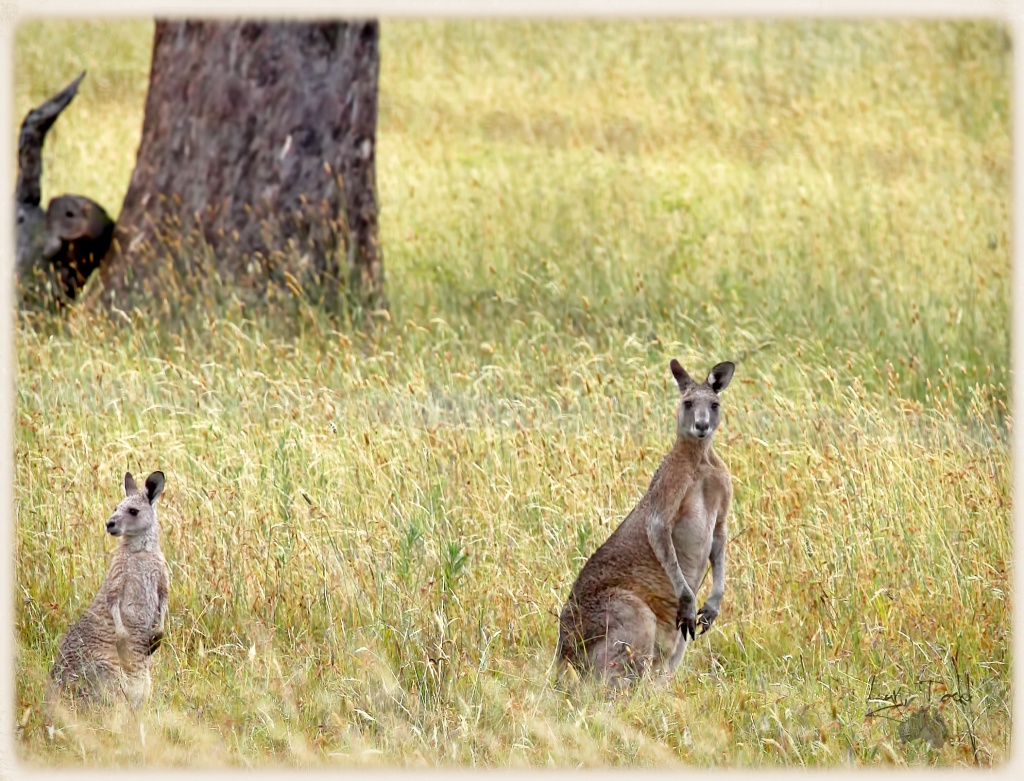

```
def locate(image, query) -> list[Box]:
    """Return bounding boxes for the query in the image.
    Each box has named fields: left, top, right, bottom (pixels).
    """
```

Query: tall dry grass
left=11, top=19, right=1011, bottom=767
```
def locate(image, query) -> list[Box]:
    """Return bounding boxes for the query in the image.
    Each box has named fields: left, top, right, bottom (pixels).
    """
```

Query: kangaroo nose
left=106, top=519, right=116, bottom=532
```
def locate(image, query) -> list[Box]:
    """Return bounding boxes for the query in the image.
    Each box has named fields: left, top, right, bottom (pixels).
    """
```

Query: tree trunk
left=99, top=20, right=385, bottom=312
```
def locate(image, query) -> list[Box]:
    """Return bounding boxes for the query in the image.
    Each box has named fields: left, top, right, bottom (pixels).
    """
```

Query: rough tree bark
left=15, top=72, right=115, bottom=309
left=99, top=20, right=385, bottom=312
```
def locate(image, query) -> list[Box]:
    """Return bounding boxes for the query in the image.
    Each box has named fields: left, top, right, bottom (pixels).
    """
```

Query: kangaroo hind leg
left=585, top=592, right=658, bottom=688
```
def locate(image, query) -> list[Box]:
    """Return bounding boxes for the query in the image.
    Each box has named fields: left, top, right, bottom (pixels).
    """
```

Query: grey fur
left=46, top=470, right=170, bottom=711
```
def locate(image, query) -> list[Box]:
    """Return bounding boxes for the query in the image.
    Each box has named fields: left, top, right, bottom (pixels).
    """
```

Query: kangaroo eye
left=683, top=401, right=693, bottom=410
left=712, top=403, right=719, bottom=411
left=128, top=508, right=139, bottom=516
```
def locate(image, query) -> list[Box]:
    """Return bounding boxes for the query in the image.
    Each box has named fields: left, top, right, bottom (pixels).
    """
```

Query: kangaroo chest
left=671, top=473, right=722, bottom=588
left=117, top=554, right=166, bottom=629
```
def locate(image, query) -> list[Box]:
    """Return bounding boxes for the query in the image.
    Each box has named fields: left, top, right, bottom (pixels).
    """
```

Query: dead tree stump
left=15, top=72, right=114, bottom=310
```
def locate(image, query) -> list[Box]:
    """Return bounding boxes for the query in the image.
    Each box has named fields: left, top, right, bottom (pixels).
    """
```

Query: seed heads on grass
left=440, top=541, right=469, bottom=597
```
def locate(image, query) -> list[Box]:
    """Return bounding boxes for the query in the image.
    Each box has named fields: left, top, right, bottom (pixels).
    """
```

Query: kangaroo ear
left=670, top=359, right=695, bottom=392
left=124, top=472, right=138, bottom=497
left=145, top=471, right=165, bottom=505
left=707, top=362, right=735, bottom=393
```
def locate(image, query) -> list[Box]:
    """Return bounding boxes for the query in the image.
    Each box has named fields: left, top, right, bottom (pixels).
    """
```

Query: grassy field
left=11, top=19, right=1012, bottom=768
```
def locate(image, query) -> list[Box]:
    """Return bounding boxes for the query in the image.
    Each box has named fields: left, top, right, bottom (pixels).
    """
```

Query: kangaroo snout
left=691, top=406, right=712, bottom=438
left=106, top=517, right=121, bottom=536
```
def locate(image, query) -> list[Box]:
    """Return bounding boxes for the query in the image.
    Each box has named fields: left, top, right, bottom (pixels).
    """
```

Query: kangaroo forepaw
left=697, top=604, right=718, bottom=635
left=676, top=600, right=697, bottom=641
left=147, top=628, right=164, bottom=655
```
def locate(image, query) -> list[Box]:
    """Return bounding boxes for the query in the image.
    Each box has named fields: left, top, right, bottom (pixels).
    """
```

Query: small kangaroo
left=557, top=360, right=735, bottom=687
left=47, top=471, right=169, bottom=711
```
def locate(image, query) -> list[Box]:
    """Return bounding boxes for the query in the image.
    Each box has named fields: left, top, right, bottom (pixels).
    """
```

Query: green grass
left=12, top=18, right=1011, bottom=768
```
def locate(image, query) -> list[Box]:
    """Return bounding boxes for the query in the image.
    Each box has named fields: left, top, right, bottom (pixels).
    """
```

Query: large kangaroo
left=47, top=471, right=169, bottom=710
left=557, top=360, right=735, bottom=686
